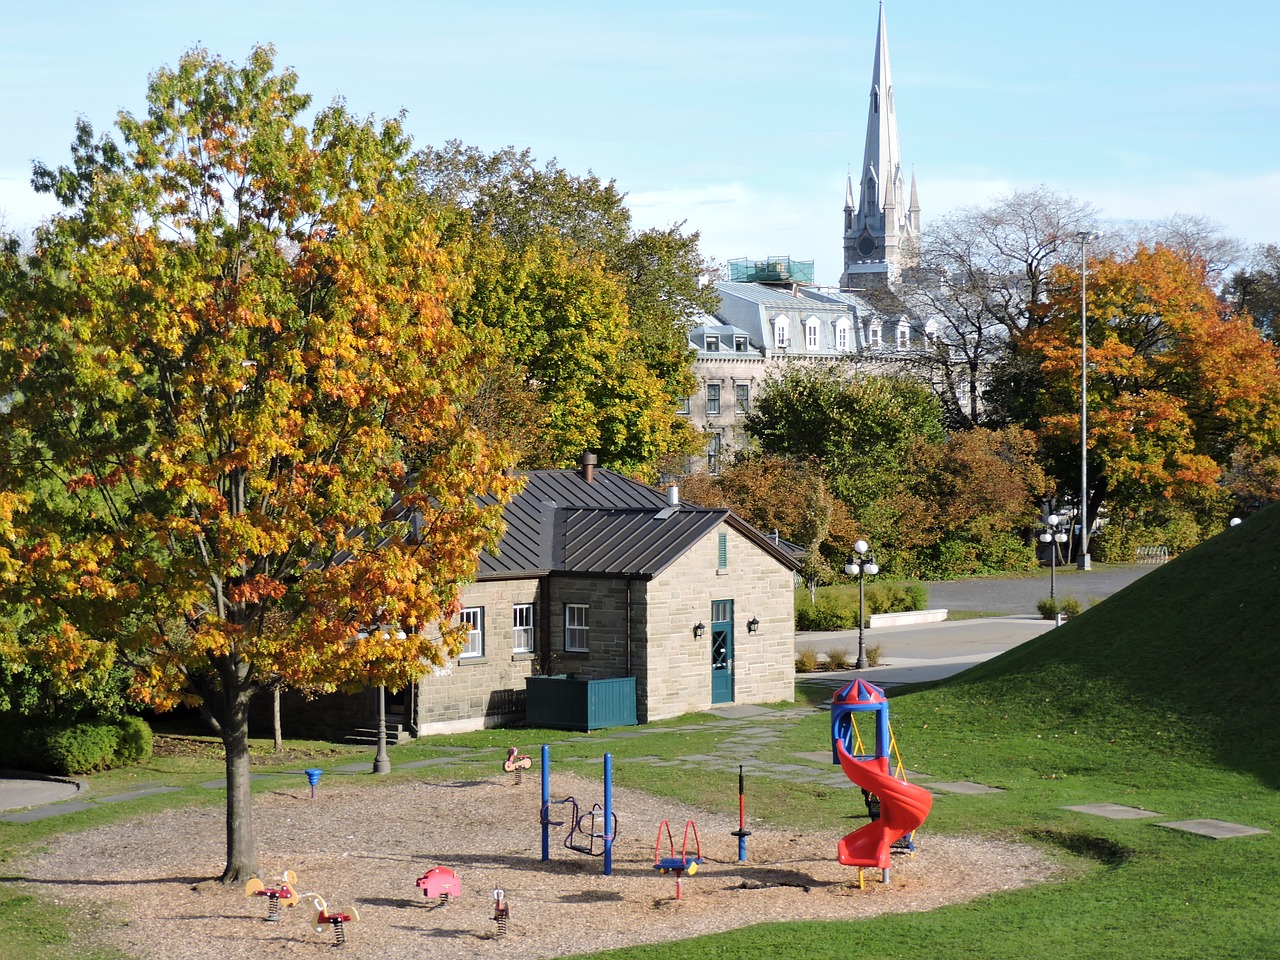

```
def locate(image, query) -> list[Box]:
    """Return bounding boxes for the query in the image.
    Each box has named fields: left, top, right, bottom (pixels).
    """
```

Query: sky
left=2, top=1, right=1278, bottom=285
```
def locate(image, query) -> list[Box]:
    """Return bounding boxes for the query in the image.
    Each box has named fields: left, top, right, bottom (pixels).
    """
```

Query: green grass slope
left=905, top=502, right=1280, bottom=788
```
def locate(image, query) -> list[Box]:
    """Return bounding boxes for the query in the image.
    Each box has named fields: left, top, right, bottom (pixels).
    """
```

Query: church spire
left=842, top=2, right=916, bottom=290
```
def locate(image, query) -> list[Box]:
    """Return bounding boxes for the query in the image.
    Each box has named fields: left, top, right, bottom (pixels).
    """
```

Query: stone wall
left=642, top=522, right=795, bottom=721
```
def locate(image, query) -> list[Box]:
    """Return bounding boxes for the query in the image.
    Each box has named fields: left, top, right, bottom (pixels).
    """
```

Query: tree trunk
left=273, top=685, right=283, bottom=752
left=219, top=680, right=259, bottom=884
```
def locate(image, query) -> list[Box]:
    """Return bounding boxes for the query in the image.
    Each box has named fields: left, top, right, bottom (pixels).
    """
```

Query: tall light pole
left=843, top=539, right=879, bottom=670
left=1076, top=230, right=1098, bottom=570
left=1039, top=510, right=1069, bottom=602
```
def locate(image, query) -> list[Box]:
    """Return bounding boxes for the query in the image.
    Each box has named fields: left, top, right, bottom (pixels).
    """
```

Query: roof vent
left=580, top=451, right=597, bottom=483
left=667, top=485, right=679, bottom=506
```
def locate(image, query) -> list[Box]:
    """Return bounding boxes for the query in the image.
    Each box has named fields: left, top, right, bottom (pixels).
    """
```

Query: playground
left=20, top=766, right=1056, bottom=960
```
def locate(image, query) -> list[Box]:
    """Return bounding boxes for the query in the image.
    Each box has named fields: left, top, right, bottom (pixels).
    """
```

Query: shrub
left=796, top=593, right=857, bottom=631
left=825, top=649, right=851, bottom=671
left=1036, top=597, right=1060, bottom=620
left=865, top=643, right=883, bottom=667
left=902, top=583, right=928, bottom=611
left=114, top=715, right=154, bottom=765
left=1059, top=596, right=1083, bottom=619
left=44, top=722, right=119, bottom=775
left=795, top=650, right=819, bottom=673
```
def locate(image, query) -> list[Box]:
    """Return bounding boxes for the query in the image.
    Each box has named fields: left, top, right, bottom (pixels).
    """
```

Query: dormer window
left=805, top=317, right=820, bottom=351
left=706, top=334, right=720, bottom=352
left=836, top=317, right=852, bottom=352
left=897, top=324, right=910, bottom=348
left=773, top=317, right=790, bottom=350
left=867, top=323, right=882, bottom=348
left=734, top=335, right=749, bottom=352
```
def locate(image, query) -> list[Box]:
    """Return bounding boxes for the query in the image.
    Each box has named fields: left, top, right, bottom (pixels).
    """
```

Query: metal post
left=373, top=684, right=390, bottom=773
left=856, top=573, right=868, bottom=669
left=1049, top=533, right=1057, bottom=601
left=541, top=744, right=550, bottom=862
left=603, top=752, right=613, bottom=876
left=1078, top=231, right=1092, bottom=570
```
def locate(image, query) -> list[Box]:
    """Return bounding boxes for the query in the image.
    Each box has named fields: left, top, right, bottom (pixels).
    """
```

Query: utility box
left=525, top=675, right=638, bottom=731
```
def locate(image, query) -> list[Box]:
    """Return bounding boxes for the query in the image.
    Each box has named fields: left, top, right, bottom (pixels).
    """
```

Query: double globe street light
left=843, top=539, right=879, bottom=670
left=1039, top=512, right=1070, bottom=603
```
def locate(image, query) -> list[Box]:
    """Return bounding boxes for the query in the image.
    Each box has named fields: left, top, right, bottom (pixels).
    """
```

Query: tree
left=677, top=454, right=862, bottom=582
left=1225, top=243, right=1280, bottom=340
left=1028, top=245, right=1280, bottom=547
left=886, top=427, right=1048, bottom=578
left=0, top=47, right=515, bottom=882
left=904, top=188, right=1099, bottom=427
left=416, top=142, right=716, bottom=477
left=743, top=366, right=944, bottom=567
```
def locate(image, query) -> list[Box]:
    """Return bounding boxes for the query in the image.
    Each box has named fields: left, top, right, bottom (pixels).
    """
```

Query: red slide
left=834, top=740, right=933, bottom=869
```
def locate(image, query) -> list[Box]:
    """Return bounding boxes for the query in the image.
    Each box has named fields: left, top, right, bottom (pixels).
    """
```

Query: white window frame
left=805, top=317, right=820, bottom=350
left=867, top=323, right=882, bottom=348
left=460, top=607, right=484, bottom=658
left=734, top=335, right=749, bottom=353
left=706, top=382, right=721, bottom=416
left=707, top=432, right=723, bottom=474
left=513, top=603, right=535, bottom=654
left=564, top=603, right=589, bottom=653
left=705, top=333, right=720, bottom=352
left=836, top=317, right=851, bottom=352
left=897, top=323, right=910, bottom=348
left=734, top=382, right=750, bottom=415
left=773, top=316, right=790, bottom=350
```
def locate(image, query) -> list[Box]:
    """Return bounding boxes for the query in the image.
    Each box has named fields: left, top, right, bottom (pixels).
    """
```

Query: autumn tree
left=0, top=48, right=514, bottom=882
left=416, top=142, right=715, bottom=477
left=677, top=454, right=861, bottom=583
left=1027, top=244, right=1280, bottom=553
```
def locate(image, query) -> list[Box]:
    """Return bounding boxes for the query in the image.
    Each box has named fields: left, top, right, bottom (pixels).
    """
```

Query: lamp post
left=1077, top=230, right=1098, bottom=570
left=373, top=684, right=391, bottom=774
left=1038, top=511, right=1070, bottom=602
left=843, top=539, right=879, bottom=670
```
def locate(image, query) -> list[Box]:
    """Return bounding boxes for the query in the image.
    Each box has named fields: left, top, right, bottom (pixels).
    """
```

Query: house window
left=735, top=383, right=750, bottom=415
left=677, top=395, right=690, bottom=415
left=867, top=324, right=882, bottom=348
left=706, top=382, right=721, bottom=416
left=836, top=318, right=851, bottom=352
left=707, top=433, right=722, bottom=474
left=897, top=324, right=910, bottom=348
left=717, top=532, right=728, bottom=569
left=513, top=603, right=535, bottom=653
left=705, top=334, right=720, bottom=352
left=805, top=318, right=820, bottom=350
left=734, top=335, right=749, bottom=352
left=564, top=603, right=589, bottom=653
left=460, top=607, right=484, bottom=658
left=773, top=317, right=790, bottom=350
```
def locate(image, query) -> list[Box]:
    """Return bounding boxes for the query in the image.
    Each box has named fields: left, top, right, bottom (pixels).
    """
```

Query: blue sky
left=3, top=1, right=1277, bottom=284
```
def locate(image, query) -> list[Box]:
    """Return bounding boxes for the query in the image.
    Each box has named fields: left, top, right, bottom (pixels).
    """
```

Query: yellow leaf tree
left=0, top=47, right=515, bottom=882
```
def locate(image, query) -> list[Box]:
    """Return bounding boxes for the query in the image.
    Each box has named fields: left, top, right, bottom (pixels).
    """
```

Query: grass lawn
left=3, top=507, right=1278, bottom=959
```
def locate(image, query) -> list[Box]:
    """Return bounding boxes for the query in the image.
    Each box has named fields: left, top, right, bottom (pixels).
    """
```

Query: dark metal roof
left=477, top=468, right=799, bottom=580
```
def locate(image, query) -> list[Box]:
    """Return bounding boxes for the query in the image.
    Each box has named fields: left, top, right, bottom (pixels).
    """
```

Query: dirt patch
left=21, top=773, right=1059, bottom=959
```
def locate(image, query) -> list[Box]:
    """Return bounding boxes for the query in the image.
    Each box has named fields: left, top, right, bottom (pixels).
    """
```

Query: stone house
left=271, top=454, right=800, bottom=741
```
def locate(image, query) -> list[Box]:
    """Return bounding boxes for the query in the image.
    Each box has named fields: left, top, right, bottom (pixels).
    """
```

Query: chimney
left=667, top=484, right=679, bottom=506
left=579, top=451, right=597, bottom=483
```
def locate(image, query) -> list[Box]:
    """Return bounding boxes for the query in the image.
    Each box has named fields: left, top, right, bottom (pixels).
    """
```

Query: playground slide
left=834, top=740, right=933, bottom=869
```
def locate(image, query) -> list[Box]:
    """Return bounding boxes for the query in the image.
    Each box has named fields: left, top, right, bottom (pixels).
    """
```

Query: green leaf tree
left=0, top=47, right=514, bottom=883
left=417, top=142, right=715, bottom=478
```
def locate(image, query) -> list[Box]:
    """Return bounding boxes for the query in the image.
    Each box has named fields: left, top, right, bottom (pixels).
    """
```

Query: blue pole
left=603, top=752, right=613, bottom=876
left=541, top=744, right=550, bottom=862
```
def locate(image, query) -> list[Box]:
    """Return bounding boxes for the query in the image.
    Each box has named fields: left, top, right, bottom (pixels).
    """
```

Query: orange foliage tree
left=1028, top=245, right=1280, bottom=547
left=0, top=48, right=515, bottom=882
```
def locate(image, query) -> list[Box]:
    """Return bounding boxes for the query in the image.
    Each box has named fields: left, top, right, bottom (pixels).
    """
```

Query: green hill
left=904, top=502, right=1280, bottom=788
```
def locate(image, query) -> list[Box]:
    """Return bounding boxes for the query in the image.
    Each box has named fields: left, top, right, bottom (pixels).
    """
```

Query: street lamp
left=843, top=539, right=880, bottom=670
left=1038, top=511, right=1070, bottom=602
left=1077, top=230, right=1099, bottom=570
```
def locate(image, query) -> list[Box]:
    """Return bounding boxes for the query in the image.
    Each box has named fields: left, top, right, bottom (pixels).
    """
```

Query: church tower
left=841, top=3, right=918, bottom=291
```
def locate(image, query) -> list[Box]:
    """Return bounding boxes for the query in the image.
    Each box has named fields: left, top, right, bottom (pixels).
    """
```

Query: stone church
left=685, top=3, right=936, bottom=470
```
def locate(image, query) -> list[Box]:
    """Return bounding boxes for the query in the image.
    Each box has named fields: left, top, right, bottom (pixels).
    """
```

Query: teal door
left=710, top=599, right=734, bottom=704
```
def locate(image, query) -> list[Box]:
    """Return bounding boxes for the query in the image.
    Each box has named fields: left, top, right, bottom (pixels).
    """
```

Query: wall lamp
left=693, top=622, right=706, bottom=639
left=747, top=617, right=759, bottom=633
